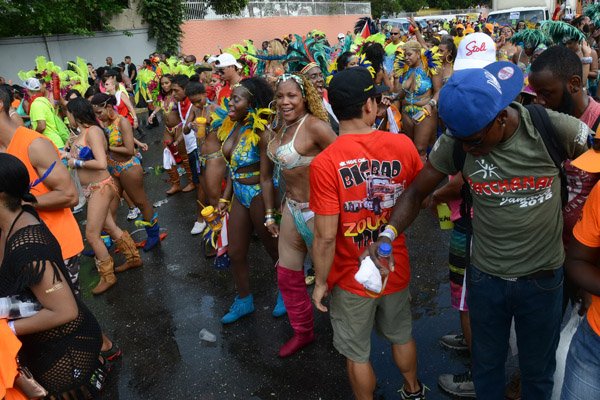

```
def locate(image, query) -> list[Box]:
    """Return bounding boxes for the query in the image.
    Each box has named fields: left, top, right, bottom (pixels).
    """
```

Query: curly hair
left=300, top=74, right=329, bottom=122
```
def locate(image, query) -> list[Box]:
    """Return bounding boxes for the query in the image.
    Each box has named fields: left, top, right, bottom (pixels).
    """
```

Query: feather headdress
left=584, top=3, right=600, bottom=28
left=540, top=21, right=585, bottom=44
left=509, top=29, right=551, bottom=49
left=393, top=44, right=441, bottom=78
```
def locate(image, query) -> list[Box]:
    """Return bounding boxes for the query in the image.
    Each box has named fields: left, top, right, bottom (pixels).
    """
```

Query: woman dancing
left=214, top=77, right=281, bottom=324
left=0, top=153, right=105, bottom=398
left=148, top=74, right=196, bottom=195
left=395, top=41, right=441, bottom=162
left=90, top=93, right=161, bottom=251
left=265, top=73, right=336, bottom=357
left=66, top=97, right=142, bottom=294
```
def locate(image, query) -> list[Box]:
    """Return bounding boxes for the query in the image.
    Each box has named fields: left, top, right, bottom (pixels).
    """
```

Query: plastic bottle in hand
left=0, top=296, right=42, bottom=319
left=364, top=242, right=393, bottom=297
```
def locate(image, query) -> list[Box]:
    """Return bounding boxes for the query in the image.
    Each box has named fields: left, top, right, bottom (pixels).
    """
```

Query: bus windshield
left=487, top=9, right=547, bottom=28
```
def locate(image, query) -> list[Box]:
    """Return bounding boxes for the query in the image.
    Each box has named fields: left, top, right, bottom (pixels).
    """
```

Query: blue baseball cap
left=439, top=61, right=523, bottom=138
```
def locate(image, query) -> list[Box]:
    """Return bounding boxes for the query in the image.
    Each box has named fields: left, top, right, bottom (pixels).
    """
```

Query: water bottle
left=0, top=296, right=42, bottom=319
left=376, top=242, right=392, bottom=274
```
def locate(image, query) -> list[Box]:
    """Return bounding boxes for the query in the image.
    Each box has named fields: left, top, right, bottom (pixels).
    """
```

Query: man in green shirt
left=384, top=27, right=404, bottom=57
left=25, top=78, right=65, bottom=149
left=365, top=62, right=590, bottom=398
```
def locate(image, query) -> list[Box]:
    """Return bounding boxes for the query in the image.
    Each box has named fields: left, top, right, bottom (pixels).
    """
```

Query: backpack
left=452, top=104, right=572, bottom=224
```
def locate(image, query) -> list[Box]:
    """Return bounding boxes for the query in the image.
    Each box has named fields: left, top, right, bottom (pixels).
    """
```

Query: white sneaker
left=127, top=207, right=141, bottom=220
left=73, top=197, right=86, bottom=214
left=191, top=220, right=207, bottom=235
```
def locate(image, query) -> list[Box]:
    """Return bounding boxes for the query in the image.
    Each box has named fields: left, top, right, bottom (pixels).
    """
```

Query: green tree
left=210, top=0, right=248, bottom=15
left=138, top=0, right=185, bottom=54
left=399, top=0, right=425, bottom=13
left=0, top=0, right=125, bottom=37
left=371, top=0, right=402, bottom=19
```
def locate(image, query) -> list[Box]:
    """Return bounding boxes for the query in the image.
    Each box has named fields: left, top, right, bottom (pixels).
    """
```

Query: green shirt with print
left=429, top=103, right=590, bottom=277
left=29, top=97, right=66, bottom=148
left=385, top=41, right=404, bottom=57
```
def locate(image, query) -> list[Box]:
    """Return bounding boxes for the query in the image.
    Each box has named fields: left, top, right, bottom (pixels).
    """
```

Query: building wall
left=0, top=29, right=156, bottom=84
left=109, top=0, right=148, bottom=31
left=181, top=14, right=363, bottom=58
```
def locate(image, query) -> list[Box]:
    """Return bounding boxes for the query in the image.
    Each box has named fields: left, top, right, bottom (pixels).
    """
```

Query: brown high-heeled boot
left=114, top=231, right=143, bottom=273
left=165, top=167, right=182, bottom=195
left=92, top=257, right=117, bottom=295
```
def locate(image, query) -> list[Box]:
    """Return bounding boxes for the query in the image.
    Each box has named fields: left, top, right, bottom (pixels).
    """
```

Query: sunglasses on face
left=450, top=120, right=495, bottom=147
left=391, top=32, right=400, bottom=35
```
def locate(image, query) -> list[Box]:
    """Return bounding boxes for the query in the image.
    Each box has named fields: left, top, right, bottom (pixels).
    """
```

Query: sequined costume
left=105, top=116, right=141, bottom=177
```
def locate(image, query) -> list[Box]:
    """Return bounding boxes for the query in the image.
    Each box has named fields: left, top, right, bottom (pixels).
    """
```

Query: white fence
left=184, top=1, right=371, bottom=20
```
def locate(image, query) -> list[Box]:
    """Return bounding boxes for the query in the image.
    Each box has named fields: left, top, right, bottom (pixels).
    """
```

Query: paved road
left=78, top=125, right=469, bottom=399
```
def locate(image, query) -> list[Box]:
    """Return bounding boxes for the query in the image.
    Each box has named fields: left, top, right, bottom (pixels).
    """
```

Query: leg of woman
left=413, top=110, right=437, bottom=163
left=120, top=164, right=160, bottom=251
left=221, top=196, right=255, bottom=324
left=275, top=204, right=315, bottom=357
left=402, top=112, right=415, bottom=140
left=248, top=193, right=279, bottom=263
left=103, top=206, right=142, bottom=273
left=109, top=178, right=123, bottom=222
left=85, top=188, right=118, bottom=294
left=164, top=129, right=182, bottom=194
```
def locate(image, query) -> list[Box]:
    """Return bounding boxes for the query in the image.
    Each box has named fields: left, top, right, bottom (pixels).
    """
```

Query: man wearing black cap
left=366, top=62, right=591, bottom=398
left=310, top=67, right=426, bottom=399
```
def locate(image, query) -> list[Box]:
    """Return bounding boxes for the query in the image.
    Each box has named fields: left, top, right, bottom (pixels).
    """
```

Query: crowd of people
left=2, top=3, right=600, bottom=399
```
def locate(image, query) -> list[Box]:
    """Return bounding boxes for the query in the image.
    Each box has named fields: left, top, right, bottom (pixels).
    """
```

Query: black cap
left=328, top=67, right=389, bottom=109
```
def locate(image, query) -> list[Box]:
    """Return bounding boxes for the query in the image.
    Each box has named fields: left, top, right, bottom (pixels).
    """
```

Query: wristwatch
left=428, top=98, right=437, bottom=108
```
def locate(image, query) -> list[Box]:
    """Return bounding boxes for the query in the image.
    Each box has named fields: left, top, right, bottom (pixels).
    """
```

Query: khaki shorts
left=330, top=286, right=412, bottom=363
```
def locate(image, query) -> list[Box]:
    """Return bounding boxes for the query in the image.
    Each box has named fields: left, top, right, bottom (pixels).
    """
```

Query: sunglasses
left=449, top=120, right=495, bottom=147
left=391, top=32, right=400, bottom=35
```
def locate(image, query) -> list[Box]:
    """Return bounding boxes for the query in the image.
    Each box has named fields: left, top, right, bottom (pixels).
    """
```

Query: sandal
left=100, top=342, right=123, bottom=362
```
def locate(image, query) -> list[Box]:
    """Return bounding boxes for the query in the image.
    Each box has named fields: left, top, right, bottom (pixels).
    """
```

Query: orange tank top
left=6, top=127, right=84, bottom=260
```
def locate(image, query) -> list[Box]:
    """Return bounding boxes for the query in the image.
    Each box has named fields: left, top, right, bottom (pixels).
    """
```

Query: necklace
left=278, top=114, right=308, bottom=147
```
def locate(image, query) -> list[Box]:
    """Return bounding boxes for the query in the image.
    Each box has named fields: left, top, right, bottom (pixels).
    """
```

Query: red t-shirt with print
left=309, top=130, right=423, bottom=296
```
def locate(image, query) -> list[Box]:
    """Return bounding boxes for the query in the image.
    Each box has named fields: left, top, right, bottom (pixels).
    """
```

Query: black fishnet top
left=0, top=210, right=102, bottom=397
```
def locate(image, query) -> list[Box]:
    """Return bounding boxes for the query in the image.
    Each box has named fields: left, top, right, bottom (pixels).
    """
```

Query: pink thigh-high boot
left=277, top=264, right=315, bottom=357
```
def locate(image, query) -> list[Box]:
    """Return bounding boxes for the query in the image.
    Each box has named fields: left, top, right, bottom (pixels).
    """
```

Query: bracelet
left=265, top=213, right=274, bottom=219
left=428, top=98, right=437, bottom=108
left=75, top=159, right=84, bottom=169
left=264, top=217, right=276, bottom=227
left=379, top=229, right=395, bottom=242
left=218, top=198, right=231, bottom=204
left=265, top=208, right=277, bottom=213
left=384, top=224, right=398, bottom=237
left=582, top=56, right=593, bottom=65
left=8, top=320, right=16, bottom=334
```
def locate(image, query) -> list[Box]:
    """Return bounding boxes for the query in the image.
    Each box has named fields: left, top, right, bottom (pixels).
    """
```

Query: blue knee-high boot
left=137, top=213, right=161, bottom=252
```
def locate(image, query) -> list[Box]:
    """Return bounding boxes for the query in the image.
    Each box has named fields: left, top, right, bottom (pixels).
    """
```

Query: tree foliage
left=210, top=0, right=249, bottom=15
left=371, top=0, right=402, bottom=19
left=0, top=0, right=125, bottom=37
left=138, top=0, right=184, bottom=55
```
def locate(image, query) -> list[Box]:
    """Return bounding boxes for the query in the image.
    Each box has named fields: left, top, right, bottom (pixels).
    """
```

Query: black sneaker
left=440, top=333, right=468, bottom=351
left=438, top=369, right=475, bottom=398
left=399, top=381, right=428, bottom=399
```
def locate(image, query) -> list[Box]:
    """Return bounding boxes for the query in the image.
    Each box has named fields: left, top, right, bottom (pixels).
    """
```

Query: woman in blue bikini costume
left=65, top=98, right=142, bottom=295
left=90, top=93, right=161, bottom=252
left=214, top=77, right=281, bottom=325
left=395, top=41, right=441, bottom=162
left=265, top=74, right=336, bottom=357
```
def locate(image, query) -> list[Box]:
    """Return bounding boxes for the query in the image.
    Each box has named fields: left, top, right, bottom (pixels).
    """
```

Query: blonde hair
left=402, top=40, right=422, bottom=53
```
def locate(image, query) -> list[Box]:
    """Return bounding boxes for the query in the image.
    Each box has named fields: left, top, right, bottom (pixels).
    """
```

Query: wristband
left=218, top=198, right=231, bottom=204
left=8, top=320, right=16, bottom=334
left=384, top=224, right=398, bottom=237
left=582, top=56, right=593, bottom=65
left=75, top=159, right=84, bottom=169
left=379, top=229, right=395, bottom=242
left=264, top=217, right=276, bottom=227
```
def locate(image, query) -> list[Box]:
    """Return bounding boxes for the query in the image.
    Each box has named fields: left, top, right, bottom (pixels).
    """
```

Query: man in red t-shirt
left=310, top=68, right=425, bottom=398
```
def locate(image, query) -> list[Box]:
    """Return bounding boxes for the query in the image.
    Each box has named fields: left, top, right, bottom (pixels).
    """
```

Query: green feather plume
left=541, top=21, right=585, bottom=44
left=510, top=29, right=551, bottom=49
left=584, top=4, right=600, bottom=28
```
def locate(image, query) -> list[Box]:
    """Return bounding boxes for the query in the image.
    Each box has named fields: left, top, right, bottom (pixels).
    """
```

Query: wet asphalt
left=76, top=123, right=468, bottom=399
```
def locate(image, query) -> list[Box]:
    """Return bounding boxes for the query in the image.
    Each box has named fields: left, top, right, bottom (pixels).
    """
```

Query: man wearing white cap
left=214, top=53, right=242, bottom=105
left=24, top=77, right=66, bottom=149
